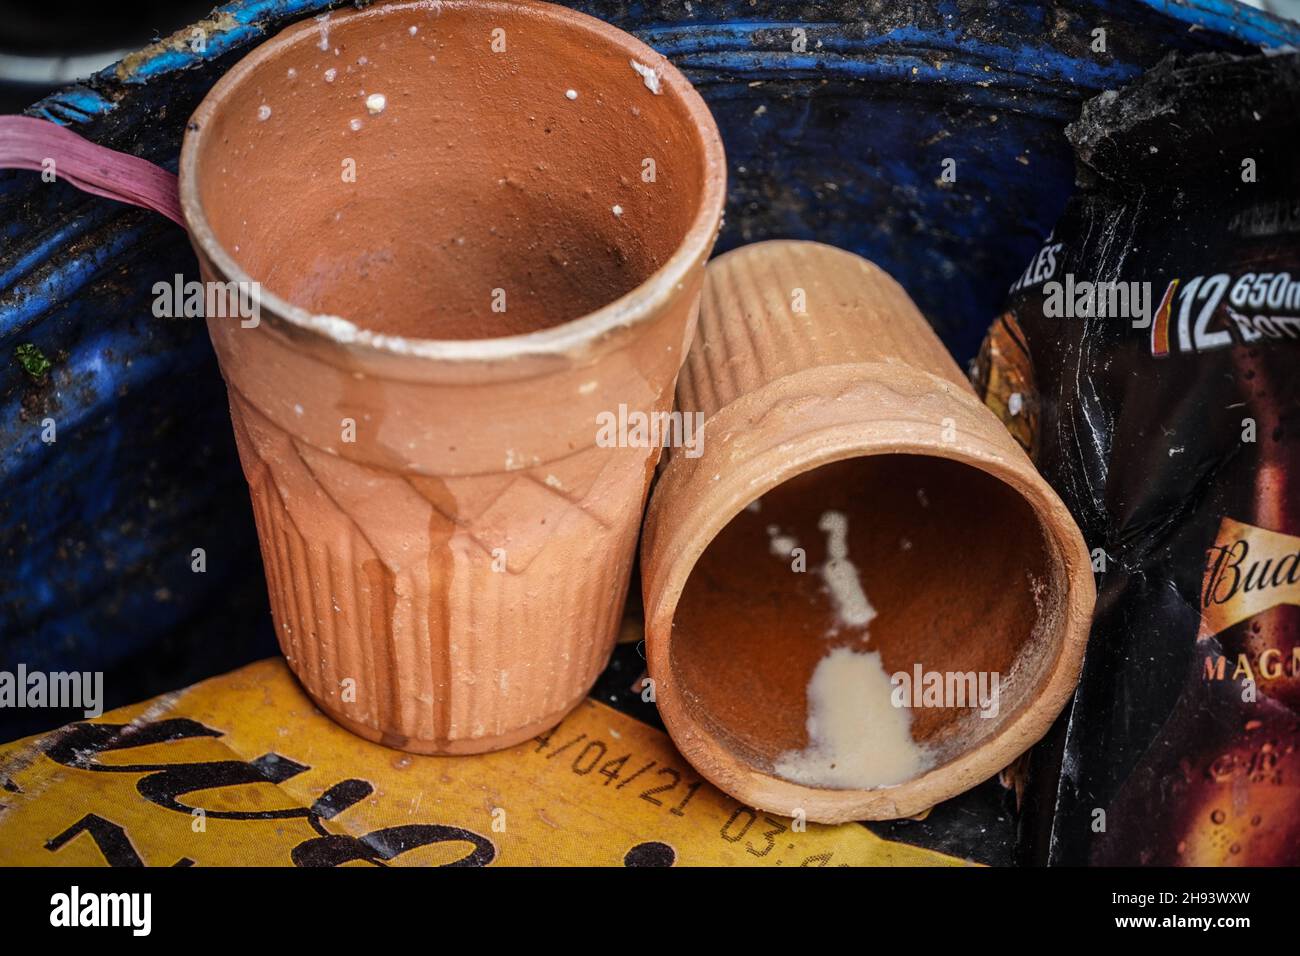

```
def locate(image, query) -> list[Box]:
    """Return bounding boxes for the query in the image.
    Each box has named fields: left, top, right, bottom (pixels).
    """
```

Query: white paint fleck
left=612, top=204, right=623, bottom=217
left=324, top=68, right=337, bottom=82
left=365, top=92, right=387, bottom=115
left=629, top=59, right=663, bottom=94
left=286, top=67, right=298, bottom=79
left=565, top=88, right=578, bottom=100
left=409, top=25, right=419, bottom=36
left=1008, top=391, right=1023, bottom=416
left=349, top=118, right=363, bottom=131
left=257, top=104, right=272, bottom=121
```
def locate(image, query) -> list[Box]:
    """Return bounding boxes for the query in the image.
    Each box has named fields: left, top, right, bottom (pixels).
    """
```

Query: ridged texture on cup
left=641, top=240, right=1095, bottom=822
left=676, top=240, right=966, bottom=420
left=228, top=392, right=645, bottom=753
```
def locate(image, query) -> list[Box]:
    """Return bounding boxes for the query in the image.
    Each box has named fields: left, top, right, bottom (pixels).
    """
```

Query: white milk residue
left=315, top=12, right=331, bottom=52
left=817, top=509, right=875, bottom=628
left=774, top=646, right=932, bottom=789
left=771, top=509, right=932, bottom=789
left=766, top=524, right=798, bottom=558
left=629, top=59, right=663, bottom=95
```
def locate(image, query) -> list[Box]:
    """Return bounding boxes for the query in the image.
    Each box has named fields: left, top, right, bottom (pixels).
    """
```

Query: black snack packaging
left=974, top=50, right=1300, bottom=865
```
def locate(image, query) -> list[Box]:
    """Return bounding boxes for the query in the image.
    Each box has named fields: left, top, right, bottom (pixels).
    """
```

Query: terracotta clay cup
left=179, top=1, right=726, bottom=753
left=641, top=241, right=1095, bottom=822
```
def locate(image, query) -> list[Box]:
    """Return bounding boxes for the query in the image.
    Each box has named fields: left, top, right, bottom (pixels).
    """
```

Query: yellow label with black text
left=0, top=659, right=968, bottom=867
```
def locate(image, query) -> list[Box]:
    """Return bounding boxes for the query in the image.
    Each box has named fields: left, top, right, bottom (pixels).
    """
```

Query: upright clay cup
left=179, top=1, right=726, bottom=753
left=641, top=241, right=1095, bottom=821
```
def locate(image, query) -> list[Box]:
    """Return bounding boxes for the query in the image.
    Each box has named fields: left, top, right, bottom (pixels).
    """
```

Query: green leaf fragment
left=15, top=343, right=52, bottom=380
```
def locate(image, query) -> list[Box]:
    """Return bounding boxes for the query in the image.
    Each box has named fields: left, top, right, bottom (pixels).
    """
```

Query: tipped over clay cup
left=178, top=1, right=725, bottom=753
left=641, top=241, right=1094, bottom=822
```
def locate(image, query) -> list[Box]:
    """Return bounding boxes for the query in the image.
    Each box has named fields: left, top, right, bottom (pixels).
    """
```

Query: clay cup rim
left=641, top=360, right=1096, bottom=822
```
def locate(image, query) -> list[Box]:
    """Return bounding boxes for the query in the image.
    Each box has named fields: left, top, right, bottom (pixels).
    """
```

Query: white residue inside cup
left=766, top=524, right=798, bottom=558
left=629, top=59, right=663, bottom=94
left=817, top=509, right=875, bottom=628
left=774, top=645, right=932, bottom=789
left=771, top=509, right=931, bottom=789
left=315, top=12, right=331, bottom=52
left=365, top=93, right=387, bottom=115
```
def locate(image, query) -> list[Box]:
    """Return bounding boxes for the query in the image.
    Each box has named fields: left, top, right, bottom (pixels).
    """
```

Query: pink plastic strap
left=0, top=115, right=184, bottom=228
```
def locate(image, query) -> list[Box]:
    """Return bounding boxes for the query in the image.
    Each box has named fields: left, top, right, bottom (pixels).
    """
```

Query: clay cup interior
left=182, top=0, right=717, bottom=342
left=667, top=456, right=1080, bottom=819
